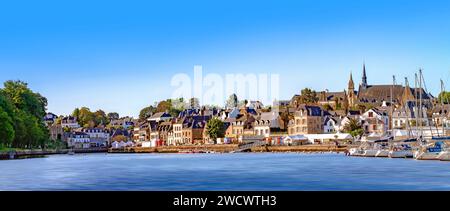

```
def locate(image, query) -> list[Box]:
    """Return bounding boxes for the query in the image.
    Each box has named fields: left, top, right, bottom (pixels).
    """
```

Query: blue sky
left=1, top=0, right=450, bottom=117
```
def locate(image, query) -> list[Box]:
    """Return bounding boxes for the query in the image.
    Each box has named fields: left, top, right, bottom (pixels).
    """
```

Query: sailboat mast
left=419, top=69, right=423, bottom=138
left=414, top=73, right=419, bottom=138
left=404, top=77, right=412, bottom=138
left=441, top=79, right=445, bottom=137
left=390, top=75, right=395, bottom=136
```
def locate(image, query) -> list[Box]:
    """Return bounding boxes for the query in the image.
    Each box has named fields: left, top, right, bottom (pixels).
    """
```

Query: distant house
left=288, top=105, right=324, bottom=135
left=360, top=108, right=389, bottom=136
left=246, top=101, right=264, bottom=109
left=254, top=119, right=270, bottom=137
left=66, top=132, right=90, bottom=149
left=82, top=128, right=110, bottom=146
left=133, top=121, right=151, bottom=142
left=392, top=101, right=430, bottom=129
left=220, top=107, right=240, bottom=120
left=110, top=128, right=131, bottom=141
left=44, top=112, right=58, bottom=126
left=110, top=117, right=135, bottom=129
left=180, top=116, right=210, bottom=145
left=254, top=112, right=283, bottom=137
left=157, top=120, right=173, bottom=145
left=228, top=114, right=256, bottom=139
left=147, top=112, right=172, bottom=122
left=273, top=100, right=290, bottom=108
left=172, top=118, right=185, bottom=145
left=61, top=116, right=80, bottom=129
left=323, top=116, right=341, bottom=133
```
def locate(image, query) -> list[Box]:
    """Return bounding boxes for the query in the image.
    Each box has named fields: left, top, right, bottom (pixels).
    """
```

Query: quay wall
left=108, top=144, right=351, bottom=154
left=109, top=144, right=239, bottom=153
left=0, top=148, right=108, bottom=160
left=251, top=145, right=350, bottom=152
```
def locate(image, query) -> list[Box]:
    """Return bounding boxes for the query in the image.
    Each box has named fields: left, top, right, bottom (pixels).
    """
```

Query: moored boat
left=375, top=149, right=389, bottom=157
left=363, top=149, right=378, bottom=157
left=389, top=150, right=413, bottom=158
left=388, top=139, right=416, bottom=158
left=414, top=141, right=445, bottom=160
left=437, top=150, right=450, bottom=161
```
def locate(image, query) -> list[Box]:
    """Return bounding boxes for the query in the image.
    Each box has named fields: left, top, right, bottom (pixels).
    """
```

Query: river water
left=1, top=153, right=450, bottom=190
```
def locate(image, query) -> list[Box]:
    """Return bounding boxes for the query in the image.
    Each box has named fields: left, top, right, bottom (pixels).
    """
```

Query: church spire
left=361, top=62, right=368, bottom=89
left=348, top=72, right=354, bottom=91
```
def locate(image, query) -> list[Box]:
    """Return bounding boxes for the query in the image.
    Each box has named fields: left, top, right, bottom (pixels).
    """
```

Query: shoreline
left=1, top=144, right=350, bottom=160
left=0, top=148, right=108, bottom=160
left=108, top=144, right=350, bottom=154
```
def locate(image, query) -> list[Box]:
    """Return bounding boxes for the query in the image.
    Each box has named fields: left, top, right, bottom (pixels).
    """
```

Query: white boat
left=389, top=150, right=413, bottom=158
left=388, top=139, right=416, bottom=158
left=414, top=141, right=444, bottom=160
left=348, top=148, right=364, bottom=156
left=414, top=150, right=440, bottom=160
left=437, top=150, right=450, bottom=161
left=375, top=149, right=389, bottom=157
left=363, top=149, right=378, bottom=157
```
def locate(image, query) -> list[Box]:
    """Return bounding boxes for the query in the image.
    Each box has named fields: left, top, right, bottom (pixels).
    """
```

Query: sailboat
left=413, top=70, right=448, bottom=160
left=437, top=79, right=450, bottom=161
left=388, top=76, right=416, bottom=158
left=437, top=148, right=450, bottom=161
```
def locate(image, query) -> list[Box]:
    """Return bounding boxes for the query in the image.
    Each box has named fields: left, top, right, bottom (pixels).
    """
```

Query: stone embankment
left=0, top=148, right=108, bottom=160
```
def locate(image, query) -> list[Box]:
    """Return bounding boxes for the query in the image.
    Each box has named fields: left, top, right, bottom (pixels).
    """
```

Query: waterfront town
left=1, top=64, right=450, bottom=160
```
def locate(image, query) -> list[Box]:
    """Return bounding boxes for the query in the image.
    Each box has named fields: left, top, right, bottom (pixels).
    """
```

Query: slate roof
left=357, top=85, right=432, bottom=104
left=296, top=105, right=323, bottom=116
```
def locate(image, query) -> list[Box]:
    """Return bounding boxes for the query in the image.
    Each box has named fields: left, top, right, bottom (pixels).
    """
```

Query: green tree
left=0, top=107, right=15, bottom=147
left=78, top=107, right=95, bottom=127
left=72, top=108, right=80, bottom=120
left=438, top=91, right=450, bottom=104
left=139, top=105, right=156, bottom=121
left=205, top=118, right=225, bottom=143
left=300, top=88, right=319, bottom=104
left=94, top=109, right=108, bottom=126
left=107, top=112, right=120, bottom=120
left=2, top=80, right=47, bottom=118
left=343, top=118, right=364, bottom=138
left=1, top=81, right=49, bottom=149
left=156, top=100, right=172, bottom=112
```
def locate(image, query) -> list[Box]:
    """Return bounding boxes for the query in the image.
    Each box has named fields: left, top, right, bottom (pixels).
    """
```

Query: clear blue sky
left=1, top=0, right=450, bottom=117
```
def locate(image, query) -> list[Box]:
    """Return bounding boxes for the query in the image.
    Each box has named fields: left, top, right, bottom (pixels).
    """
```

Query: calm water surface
left=1, top=153, right=450, bottom=190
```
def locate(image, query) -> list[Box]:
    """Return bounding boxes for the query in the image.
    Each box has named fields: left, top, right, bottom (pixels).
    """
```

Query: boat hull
left=414, top=151, right=440, bottom=160
left=388, top=150, right=413, bottom=158
left=375, top=150, right=389, bottom=157
left=348, top=148, right=363, bottom=156
left=363, top=149, right=378, bottom=157
left=438, top=151, right=450, bottom=161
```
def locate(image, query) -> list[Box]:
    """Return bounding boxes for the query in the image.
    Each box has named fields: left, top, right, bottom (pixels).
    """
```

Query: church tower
left=347, top=72, right=356, bottom=107
left=361, top=63, right=368, bottom=89
left=401, top=77, right=414, bottom=105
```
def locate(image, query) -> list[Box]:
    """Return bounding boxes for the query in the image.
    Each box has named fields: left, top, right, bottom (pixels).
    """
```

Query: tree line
left=0, top=81, right=50, bottom=149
